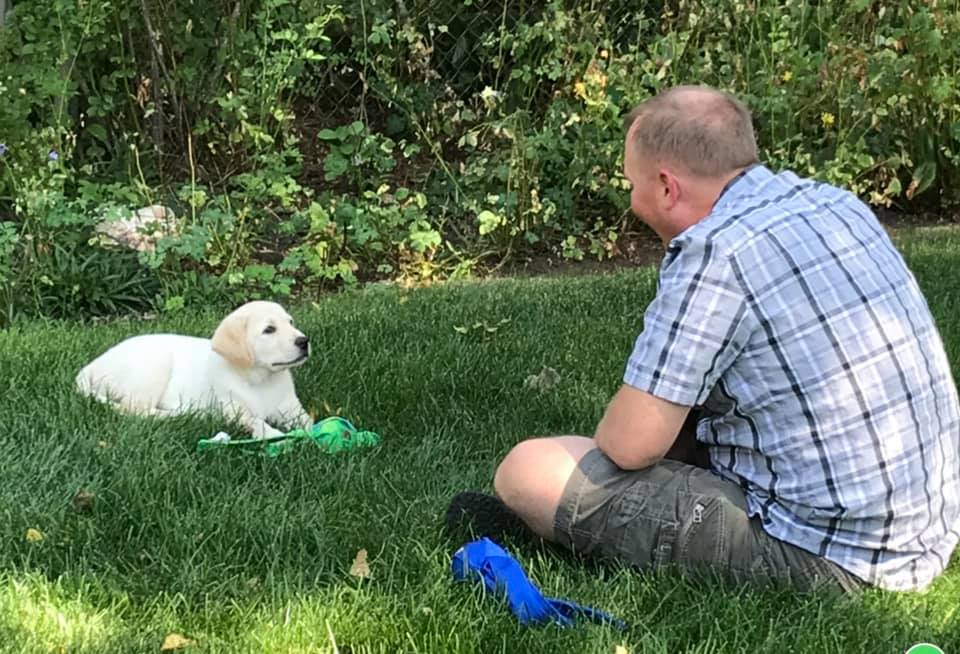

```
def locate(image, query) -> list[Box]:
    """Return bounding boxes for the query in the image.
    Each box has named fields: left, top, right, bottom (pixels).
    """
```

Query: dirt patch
left=489, top=208, right=960, bottom=281
left=491, top=229, right=665, bottom=280
left=875, top=206, right=960, bottom=228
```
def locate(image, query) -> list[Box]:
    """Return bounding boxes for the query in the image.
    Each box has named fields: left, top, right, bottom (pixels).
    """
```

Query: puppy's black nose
left=295, top=336, right=309, bottom=350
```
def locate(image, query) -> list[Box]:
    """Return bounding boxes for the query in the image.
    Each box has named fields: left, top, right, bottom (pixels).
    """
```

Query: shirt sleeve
left=624, top=235, right=756, bottom=407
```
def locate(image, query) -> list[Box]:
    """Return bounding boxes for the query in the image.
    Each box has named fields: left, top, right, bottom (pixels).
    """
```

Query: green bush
left=0, top=0, right=957, bottom=324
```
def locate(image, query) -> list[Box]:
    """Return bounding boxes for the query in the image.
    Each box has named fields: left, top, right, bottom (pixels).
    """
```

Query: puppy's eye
left=263, top=325, right=276, bottom=334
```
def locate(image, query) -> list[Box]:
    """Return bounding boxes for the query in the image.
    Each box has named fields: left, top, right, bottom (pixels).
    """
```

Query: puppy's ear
left=211, top=312, right=254, bottom=368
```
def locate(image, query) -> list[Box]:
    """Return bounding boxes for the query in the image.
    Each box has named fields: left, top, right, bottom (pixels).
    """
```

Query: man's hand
left=593, top=384, right=692, bottom=470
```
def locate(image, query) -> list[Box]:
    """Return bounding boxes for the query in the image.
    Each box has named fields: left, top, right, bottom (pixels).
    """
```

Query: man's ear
left=211, top=311, right=254, bottom=368
left=659, top=169, right=681, bottom=209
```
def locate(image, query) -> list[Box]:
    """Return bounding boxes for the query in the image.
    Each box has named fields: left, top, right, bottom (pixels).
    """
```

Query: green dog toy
left=196, top=416, right=381, bottom=458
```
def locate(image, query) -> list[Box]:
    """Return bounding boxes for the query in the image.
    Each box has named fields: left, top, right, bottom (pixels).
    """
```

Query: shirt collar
left=663, top=163, right=774, bottom=258
left=710, top=163, right=772, bottom=214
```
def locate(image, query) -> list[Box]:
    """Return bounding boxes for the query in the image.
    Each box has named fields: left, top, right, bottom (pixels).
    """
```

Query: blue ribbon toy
left=451, top=537, right=627, bottom=630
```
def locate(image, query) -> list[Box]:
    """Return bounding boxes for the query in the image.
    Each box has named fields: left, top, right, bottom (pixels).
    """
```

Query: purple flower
left=48, top=150, right=59, bottom=161
left=0, top=144, right=6, bottom=156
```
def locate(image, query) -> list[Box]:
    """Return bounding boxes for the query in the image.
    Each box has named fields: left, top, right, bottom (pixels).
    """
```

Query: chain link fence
left=308, top=0, right=622, bottom=124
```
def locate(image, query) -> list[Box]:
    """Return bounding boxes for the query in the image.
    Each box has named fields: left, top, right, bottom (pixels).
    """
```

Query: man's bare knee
left=494, top=439, right=534, bottom=500
left=494, top=436, right=596, bottom=538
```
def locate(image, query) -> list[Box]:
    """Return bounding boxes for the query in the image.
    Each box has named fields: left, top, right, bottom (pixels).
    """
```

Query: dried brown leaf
left=349, top=548, right=372, bottom=579
left=160, top=633, right=194, bottom=651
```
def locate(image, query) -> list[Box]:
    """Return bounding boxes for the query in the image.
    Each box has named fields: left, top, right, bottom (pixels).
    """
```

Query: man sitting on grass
left=447, top=85, right=960, bottom=594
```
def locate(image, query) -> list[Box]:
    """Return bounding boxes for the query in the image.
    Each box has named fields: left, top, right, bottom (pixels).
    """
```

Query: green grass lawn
left=3, top=227, right=960, bottom=653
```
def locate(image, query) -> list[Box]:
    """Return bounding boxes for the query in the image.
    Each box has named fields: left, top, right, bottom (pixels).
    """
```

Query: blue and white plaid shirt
left=624, top=164, right=960, bottom=591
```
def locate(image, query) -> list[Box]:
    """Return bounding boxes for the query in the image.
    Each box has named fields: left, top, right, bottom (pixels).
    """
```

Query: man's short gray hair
left=624, top=85, right=759, bottom=178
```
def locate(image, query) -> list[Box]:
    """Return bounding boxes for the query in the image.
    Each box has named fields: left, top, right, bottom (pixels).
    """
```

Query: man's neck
left=658, top=166, right=751, bottom=245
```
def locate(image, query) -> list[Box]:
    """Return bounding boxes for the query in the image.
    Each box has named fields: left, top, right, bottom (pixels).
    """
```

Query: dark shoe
left=445, top=491, right=532, bottom=543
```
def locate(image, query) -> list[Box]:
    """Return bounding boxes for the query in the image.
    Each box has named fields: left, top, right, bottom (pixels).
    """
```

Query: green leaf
left=306, top=202, right=330, bottom=232
left=86, top=124, right=109, bottom=143
left=163, top=296, right=185, bottom=312
left=324, top=152, right=350, bottom=180
left=885, top=177, right=902, bottom=197
left=409, top=227, right=441, bottom=253
left=477, top=210, right=503, bottom=235
left=911, top=161, right=937, bottom=197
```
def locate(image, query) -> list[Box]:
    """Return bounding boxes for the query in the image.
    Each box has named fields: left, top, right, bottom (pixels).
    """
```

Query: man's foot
left=445, top=491, right=533, bottom=544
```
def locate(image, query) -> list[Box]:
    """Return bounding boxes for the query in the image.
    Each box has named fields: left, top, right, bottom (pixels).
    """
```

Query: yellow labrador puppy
left=75, top=301, right=313, bottom=438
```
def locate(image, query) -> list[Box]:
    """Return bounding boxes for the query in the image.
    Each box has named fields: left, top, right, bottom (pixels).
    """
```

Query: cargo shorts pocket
left=612, top=487, right=682, bottom=571
left=675, top=494, right=733, bottom=567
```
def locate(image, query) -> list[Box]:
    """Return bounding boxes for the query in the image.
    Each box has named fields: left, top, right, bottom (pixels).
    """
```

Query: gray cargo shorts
left=554, top=449, right=866, bottom=594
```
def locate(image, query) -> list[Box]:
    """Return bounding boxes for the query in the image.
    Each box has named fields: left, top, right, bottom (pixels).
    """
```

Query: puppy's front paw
left=252, top=423, right=284, bottom=439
